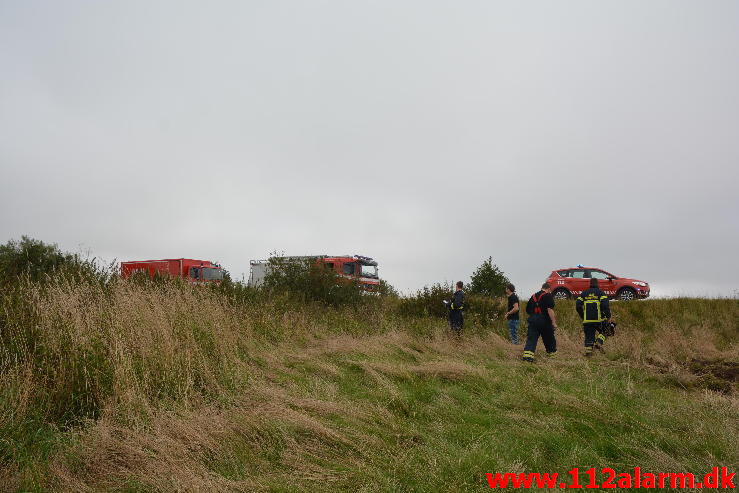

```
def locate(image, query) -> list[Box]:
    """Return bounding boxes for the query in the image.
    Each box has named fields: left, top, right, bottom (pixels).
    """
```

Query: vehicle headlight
left=633, top=282, right=647, bottom=287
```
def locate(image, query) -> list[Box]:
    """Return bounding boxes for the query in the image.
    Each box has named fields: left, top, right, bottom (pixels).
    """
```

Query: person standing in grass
left=504, top=283, right=520, bottom=344
left=576, top=278, right=612, bottom=356
left=446, top=281, right=465, bottom=336
left=522, top=282, right=558, bottom=362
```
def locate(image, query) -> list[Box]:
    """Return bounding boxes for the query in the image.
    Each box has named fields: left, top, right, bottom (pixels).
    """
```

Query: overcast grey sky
left=1, top=1, right=738, bottom=297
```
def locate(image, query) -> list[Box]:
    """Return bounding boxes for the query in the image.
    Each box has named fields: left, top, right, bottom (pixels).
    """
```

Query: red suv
left=546, top=266, right=650, bottom=301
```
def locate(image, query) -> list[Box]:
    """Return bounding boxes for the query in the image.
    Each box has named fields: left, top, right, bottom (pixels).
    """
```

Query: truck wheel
left=552, top=288, right=571, bottom=300
left=618, top=288, right=636, bottom=301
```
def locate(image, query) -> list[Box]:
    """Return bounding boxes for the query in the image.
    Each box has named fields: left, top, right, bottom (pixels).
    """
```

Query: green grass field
left=1, top=279, right=737, bottom=492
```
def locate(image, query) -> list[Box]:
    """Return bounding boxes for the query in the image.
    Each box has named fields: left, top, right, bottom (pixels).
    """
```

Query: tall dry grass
left=1, top=276, right=407, bottom=435
left=1, top=275, right=737, bottom=491
left=2, top=279, right=736, bottom=432
left=2, top=280, right=241, bottom=427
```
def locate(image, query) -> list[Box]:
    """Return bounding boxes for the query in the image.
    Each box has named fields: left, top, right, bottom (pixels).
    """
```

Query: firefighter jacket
left=449, top=290, right=465, bottom=311
left=576, top=288, right=611, bottom=323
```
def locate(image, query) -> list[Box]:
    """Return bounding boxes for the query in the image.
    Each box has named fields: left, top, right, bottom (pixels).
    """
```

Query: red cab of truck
left=319, top=255, right=380, bottom=291
left=248, top=255, right=380, bottom=291
left=120, top=259, right=225, bottom=283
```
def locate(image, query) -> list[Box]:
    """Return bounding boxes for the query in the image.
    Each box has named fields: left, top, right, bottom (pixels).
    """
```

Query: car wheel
left=618, top=287, right=636, bottom=301
left=552, top=288, right=571, bottom=300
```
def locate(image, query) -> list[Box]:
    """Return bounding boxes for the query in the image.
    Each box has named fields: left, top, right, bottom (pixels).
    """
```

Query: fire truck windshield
left=360, top=264, right=378, bottom=278
left=201, top=268, right=224, bottom=281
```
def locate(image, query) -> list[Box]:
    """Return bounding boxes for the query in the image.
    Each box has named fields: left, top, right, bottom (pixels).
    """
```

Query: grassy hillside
left=1, top=277, right=737, bottom=492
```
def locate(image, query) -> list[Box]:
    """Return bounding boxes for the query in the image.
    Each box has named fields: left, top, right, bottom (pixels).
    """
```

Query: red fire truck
left=248, top=255, right=380, bottom=290
left=120, top=259, right=225, bottom=283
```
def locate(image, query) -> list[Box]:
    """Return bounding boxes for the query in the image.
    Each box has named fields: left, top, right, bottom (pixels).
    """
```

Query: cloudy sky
left=1, top=1, right=737, bottom=297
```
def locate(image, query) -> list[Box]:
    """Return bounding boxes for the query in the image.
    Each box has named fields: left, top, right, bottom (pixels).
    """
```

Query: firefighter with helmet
left=576, top=278, right=613, bottom=356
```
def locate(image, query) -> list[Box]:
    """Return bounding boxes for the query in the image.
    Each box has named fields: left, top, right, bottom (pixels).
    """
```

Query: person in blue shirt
left=504, top=283, right=520, bottom=344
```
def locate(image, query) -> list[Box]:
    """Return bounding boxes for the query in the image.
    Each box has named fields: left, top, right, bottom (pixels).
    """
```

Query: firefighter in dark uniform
left=522, top=282, right=558, bottom=362
left=576, top=278, right=612, bottom=356
left=446, top=281, right=465, bottom=335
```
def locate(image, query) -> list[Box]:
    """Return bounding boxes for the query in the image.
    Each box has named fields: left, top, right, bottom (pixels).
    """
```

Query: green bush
left=464, top=294, right=506, bottom=329
left=467, top=256, right=510, bottom=297
left=397, top=283, right=454, bottom=318
left=210, top=276, right=264, bottom=306
left=262, top=257, right=364, bottom=307
left=377, top=279, right=399, bottom=297
left=0, top=236, right=110, bottom=288
left=397, top=284, right=506, bottom=334
left=0, top=236, right=73, bottom=286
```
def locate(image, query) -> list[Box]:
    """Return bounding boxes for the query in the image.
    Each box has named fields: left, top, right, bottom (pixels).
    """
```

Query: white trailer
left=247, top=259, right=271, bottom=287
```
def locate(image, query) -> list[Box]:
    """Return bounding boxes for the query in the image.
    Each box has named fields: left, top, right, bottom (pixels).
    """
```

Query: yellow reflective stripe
left=600, top=296, right=608, bottom=300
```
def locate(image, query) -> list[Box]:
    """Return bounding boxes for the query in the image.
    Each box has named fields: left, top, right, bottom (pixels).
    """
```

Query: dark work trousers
left=583, top=322, right=605, bottom=348
left=524, top=318, right=556, bottom=354
left=449, top=310, right=463, bottom=334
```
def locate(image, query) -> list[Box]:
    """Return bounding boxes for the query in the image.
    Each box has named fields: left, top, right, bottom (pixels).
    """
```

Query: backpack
left=531, top=292, right=545, bottom=314
left=528, top=292, right=547, bottom=325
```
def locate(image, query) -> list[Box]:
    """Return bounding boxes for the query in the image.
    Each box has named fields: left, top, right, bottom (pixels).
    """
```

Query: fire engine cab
left=248, top=255, right=380, bottom=290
